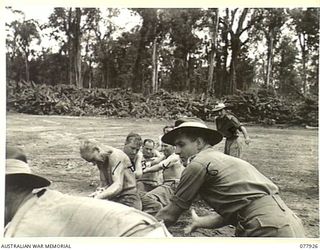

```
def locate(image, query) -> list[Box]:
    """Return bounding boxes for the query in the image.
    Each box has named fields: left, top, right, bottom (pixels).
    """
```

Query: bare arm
left=134, top=151, right=143, bottom=179
left=144, top=154, right=180, bottom=174
left=184, top=209, right=228, bottom=234
left=155, top=202, right=185, bottom=227
left=95, top=160, right=124, bottom=199
left=240, top=125, right=250, bottom=144
left=143, top=162, right=163, bottom=174
left=149, top=154, right=166, bottom=166
left=98, top=168, right=107, bottom=187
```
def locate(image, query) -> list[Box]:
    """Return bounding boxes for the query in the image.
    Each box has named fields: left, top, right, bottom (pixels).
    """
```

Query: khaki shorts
left=225, top=137, right=243, bottom=158
left=235, top=195, right=305, bottom=237
left=112, top=193, right=142, bottom=210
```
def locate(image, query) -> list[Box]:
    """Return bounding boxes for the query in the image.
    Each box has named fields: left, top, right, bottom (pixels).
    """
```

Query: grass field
left=6, top=113, right=319, bottom=238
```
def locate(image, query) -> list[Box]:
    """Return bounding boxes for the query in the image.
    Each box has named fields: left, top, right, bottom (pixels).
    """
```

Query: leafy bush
left=6, top=81, right=318, bottom=126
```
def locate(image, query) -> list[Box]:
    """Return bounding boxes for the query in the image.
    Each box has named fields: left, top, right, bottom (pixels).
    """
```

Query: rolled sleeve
left=229, top=116, right=241, bottom=129
left=171, top=161, right=206, bottom=210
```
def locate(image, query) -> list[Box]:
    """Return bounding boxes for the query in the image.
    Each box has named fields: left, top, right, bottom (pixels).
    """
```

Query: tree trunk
left=74, top=8, right=82, bottom=88
left=228, top=8, right=248, bottom=95
left=207, top=9, right=219, bottom=94
left=24, top=51, right=29, bottom=82
left=132, top=15, right=152, bottom=93
left=67, top=8, right=73, bottom=85
left=151, top=37, right=158, bottom=94
left=266, top=35, right=274, bottom=88
left=185, top=53, right=191, bottom=92
left=298, top=34, right=307, bottom=94
left=221, top=10, right=230, bottom=96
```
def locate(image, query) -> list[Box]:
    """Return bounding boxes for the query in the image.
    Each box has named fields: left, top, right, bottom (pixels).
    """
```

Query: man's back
left=5, top=189, right=170, bottom=237
left=98, top=146, right=137, bottom=195
left=108, top=147, right=137, bottom=194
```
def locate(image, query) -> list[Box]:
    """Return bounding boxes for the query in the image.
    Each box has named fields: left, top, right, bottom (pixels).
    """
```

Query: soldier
left=212, top=103, right=250, bottom=158
left=156, top=118, right=305, bottom=237
left=80, top=139, right=142, bottom=210
left=142, top=142, right=184, bottom=214
left=5, top=146, right=171, bottom=237
left=137, top=139, right=163, bottom=192
left=123, top=132, right=144, bottom=179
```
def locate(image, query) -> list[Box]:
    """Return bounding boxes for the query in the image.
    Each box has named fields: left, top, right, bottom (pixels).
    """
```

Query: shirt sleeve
left=171, top=161, right=207, bottom=210
left=229, top=115, right=241, bottom=129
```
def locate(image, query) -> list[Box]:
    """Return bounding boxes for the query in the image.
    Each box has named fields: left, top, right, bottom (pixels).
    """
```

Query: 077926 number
left=300, top=244, right=318, bottom=249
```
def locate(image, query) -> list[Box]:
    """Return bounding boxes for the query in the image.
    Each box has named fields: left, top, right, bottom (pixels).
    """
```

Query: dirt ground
left=5, top=113, right=319, bottom=238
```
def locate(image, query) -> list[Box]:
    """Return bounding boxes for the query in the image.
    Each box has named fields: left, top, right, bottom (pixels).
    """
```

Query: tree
left=274, top=36, right=301, bottom=97
left=130, top=9, right=158, bottom=93
left=166, top=9, right=203, bottom=92
left=6, top=9, right=40, bottom=82
left=289, top=8, right=319, bottom=95
left=253, top=9, right=287, bottom=89
left=48, top=7, right=96, bottom=88
left=207, top=8, right=219, bottom=94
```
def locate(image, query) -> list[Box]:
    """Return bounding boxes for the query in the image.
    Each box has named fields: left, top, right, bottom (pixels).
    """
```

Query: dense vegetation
left=7, top=80, right=318, bottom=126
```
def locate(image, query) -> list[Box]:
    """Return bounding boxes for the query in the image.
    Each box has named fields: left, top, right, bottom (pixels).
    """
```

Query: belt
left=238, top=194, right=286, bottom=218
left=163, top=179, right=179, bottom=189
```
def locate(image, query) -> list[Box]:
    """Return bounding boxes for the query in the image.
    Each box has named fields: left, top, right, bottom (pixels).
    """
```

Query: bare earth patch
left=6, top=113, right=319, bottom=238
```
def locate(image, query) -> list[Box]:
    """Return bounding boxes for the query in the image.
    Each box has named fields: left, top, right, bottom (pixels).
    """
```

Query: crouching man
left=5, top=146, right=171, bottom=237
left=155, top=118, right=305, bottom=237
left=142, top=142, right=183, bottom=214
left=80, top=139, right=142, bottom=210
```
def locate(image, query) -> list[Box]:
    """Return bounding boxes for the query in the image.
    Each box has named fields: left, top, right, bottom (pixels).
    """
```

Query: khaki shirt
left=5, top=189, right=168, bottom=237
left=216, top=114, right=241, bottom=139
left=172, top=148, right=279, bottom=224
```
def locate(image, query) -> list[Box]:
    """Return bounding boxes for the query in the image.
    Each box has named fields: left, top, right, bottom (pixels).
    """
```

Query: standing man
left=155, top=119, right=305, bottom=237
left=80, top=139, right=142, bottom=210
left=5, top=146, right=171, bottom=237
left=212, top=103, right=250, bottom=158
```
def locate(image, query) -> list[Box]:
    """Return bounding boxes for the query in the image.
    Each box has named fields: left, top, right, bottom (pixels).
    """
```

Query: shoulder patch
left=205, top=162, right=219, bottom=176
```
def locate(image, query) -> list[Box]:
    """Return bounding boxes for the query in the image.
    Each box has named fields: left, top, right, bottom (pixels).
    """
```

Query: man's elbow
left=135, top=170, right=143, bottom=179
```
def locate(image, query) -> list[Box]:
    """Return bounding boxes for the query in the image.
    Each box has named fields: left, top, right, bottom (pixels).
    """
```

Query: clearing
left=6, top=113, right=319, bottom=237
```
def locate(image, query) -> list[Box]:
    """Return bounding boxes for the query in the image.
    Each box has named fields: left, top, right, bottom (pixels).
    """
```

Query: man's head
left=212, top=103, right=227, bottom=117
left=162, top=121, right=223, bottom=162
left=5, top=146, right=51, bottom=225
left=6, top=146, right=51, bottom=189
left=123, top=132, right=142, bottom=161
left=6, top=146, right=28, bottom=163
left=142, top=139, right=155, bottom=159
left=161, top=143, right=175, bottom=158
left=80, top=139, right=112, bottom=165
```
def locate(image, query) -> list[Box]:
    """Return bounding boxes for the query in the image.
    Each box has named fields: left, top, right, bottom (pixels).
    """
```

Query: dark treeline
left=5, top=7, right=319, bottom=99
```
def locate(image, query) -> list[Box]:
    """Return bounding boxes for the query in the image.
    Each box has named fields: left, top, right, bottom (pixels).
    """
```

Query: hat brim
left=6, top=173, right=51, bottom=189
left=162, top=126, right=223, bottom=146
left=212, top=106, right=225, bottom=112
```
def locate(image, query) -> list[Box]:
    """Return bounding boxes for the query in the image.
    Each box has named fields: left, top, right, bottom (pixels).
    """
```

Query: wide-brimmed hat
left=6, top=159, right=51, bottom=188
left=162, top=121, right=223, bottom=146
left=174, top=117, right=205, bottom=127
left=212, top=103, right=226, bottom=112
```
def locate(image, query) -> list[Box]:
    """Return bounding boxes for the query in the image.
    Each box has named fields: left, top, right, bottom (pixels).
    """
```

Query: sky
left=4, top=6, right=142, bottom=55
